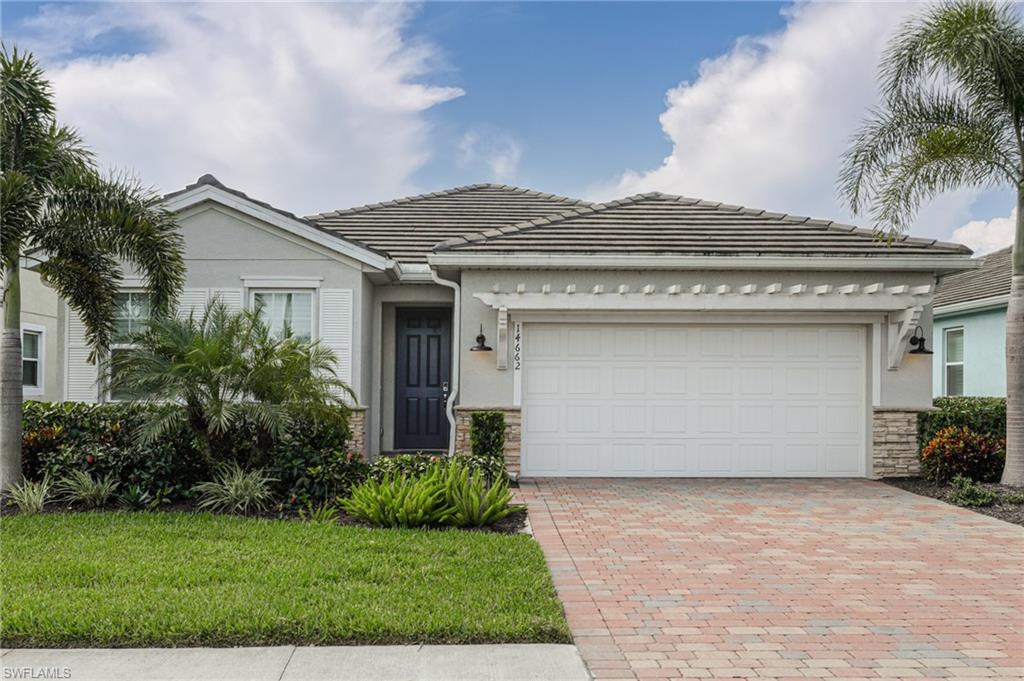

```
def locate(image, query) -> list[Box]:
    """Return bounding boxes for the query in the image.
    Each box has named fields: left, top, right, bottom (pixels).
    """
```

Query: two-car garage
left=520, top=323, right=867, bottom=477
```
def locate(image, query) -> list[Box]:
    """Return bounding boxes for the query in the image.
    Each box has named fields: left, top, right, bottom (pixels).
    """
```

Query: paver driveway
left=519, top=479, right=1023, bottom=681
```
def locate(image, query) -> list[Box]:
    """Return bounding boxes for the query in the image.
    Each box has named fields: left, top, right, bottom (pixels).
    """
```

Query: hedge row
left=918, top=397, right=1007, bottom=448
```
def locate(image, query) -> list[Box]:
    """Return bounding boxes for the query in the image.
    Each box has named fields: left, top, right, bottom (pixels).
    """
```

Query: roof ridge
left=434, top=192, right=664, bottom=251
left=436, top=189, right=972, bottom=255
left=306, top=183, right=591, bottom=220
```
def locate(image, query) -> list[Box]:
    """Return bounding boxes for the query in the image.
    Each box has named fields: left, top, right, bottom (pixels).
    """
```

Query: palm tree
left=108, top=301, right=354, bottom=467
left=839, top=0, right=1023, bottom=485
left=1, top=47, right=185, bottom=490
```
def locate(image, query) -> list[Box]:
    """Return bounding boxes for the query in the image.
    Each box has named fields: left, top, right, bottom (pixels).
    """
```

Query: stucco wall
left=3, top=268, right=63, bottom=402
left=932, top=307, right=1007, bottom=397
left=457, top=268, right=938, bottom=411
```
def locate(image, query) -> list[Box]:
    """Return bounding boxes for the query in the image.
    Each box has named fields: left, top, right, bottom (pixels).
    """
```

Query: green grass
left=0, top=512, right=569, bottom=647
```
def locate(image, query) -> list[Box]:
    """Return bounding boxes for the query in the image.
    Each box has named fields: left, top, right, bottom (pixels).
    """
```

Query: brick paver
left=519, top=479, right=1023, bottom=681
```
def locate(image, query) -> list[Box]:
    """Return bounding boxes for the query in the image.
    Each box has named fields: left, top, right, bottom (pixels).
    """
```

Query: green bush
left=470, top=411, right=506, bottom=459
left=193, top=463, right=276, bottom=515
left=341, top=466, right=454, bottom=528
left=444, top=463, right=525, bottom=528
left=946, top=475, right=997, bottom=508
left=22, top=401, right=352, bottom=503
left=920, top=425, right=1005, bottom=483
left=370, top=452, right=506, bottom=485
left=117, top=484, right=167, bottom=511
left=918, top=397, right=1006, bottom=449
left=56, top=470, right=119, bottom=508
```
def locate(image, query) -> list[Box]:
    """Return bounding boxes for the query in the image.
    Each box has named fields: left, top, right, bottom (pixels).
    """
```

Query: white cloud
left=457, top=128, right=523, bottom=181
left=952, top=209, right=1017, bottom=255
left=16, top=3, right=464, bottom=214
left=604, top=1, right=980, bottom=240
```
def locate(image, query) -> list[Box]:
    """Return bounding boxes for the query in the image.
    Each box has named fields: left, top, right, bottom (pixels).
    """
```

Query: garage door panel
left=522, top=324, right=866, bottom=477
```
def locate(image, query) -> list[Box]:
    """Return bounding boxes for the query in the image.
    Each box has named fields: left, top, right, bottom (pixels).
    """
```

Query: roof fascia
left=933, top=294, right=1010, bottom=317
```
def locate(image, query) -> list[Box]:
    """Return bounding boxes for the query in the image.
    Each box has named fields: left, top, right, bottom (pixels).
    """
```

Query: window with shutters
left=251, top=290, right=315, bottom=341
left=109, top=291, right=152, bottom=401
left=22, top=325, right=44, bottom=395
left=944, top=327, right=964, bottom=396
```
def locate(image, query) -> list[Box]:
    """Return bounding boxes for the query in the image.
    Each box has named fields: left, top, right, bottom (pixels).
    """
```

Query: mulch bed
left=883, top=477, right=1024, bottom=527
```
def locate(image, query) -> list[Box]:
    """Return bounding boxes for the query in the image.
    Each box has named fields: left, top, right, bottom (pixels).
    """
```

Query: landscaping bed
left=0, top=511, right=568, bottom=648
left=883, top=477, right=1024, bottom=526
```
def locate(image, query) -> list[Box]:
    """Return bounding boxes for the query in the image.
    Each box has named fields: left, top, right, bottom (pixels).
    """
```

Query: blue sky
left=2, top=1, right=1016, bottom=253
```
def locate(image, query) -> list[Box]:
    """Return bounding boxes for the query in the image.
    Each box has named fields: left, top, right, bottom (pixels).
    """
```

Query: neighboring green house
left=932, top=246, right=1011, bottom=397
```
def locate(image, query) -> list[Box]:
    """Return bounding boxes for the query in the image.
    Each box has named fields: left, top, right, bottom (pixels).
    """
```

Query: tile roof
left=934, top=246, right=1013, bottom=309
left=308, top=184, right=590, bottom=263
left=434, top=192, right=972, bottom=258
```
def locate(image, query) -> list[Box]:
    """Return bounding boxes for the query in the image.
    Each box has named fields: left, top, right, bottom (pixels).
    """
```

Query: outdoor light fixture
left=908, top=325, right=933, bottom=355
left=470, top=324, right=492, bottom=352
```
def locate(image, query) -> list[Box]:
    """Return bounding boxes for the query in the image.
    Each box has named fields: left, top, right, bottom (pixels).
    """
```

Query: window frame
left=21, top=323, right=45, bottom=396
left=107, top=289, right=152, bottom=402
left=943, top=326, right=965, bottom=397
left=249, top=288, right=318, bottom=342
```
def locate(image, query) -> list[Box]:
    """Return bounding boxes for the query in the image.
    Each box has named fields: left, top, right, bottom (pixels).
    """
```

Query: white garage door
left=521, top=324, right=866, bottom=477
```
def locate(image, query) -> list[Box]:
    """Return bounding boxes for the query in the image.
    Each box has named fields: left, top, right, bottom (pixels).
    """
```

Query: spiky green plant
left=838, top=1, right=1024, bottom=484
left=443, top=462, right=525, bottom=528
left=341, top=466, right=453, bottom=528
left=192, top=462, right=276, bottom=515
left=6, top=475, right=51, bottom=514
left=108, top=300, right=353, bottom=466
left=1, top=47, right=185, bottom=490
left=57, top=470, right=118, bottom=508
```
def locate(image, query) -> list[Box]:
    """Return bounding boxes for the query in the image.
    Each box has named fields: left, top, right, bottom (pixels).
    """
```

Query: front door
left=395, top=308, right=451, bottom=450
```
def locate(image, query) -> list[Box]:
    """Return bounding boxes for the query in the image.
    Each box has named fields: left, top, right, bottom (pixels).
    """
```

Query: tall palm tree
left=108, top=301, right=354, bottom=467
left=839, top=0, right=1023, bottom=484
left=1, top=47, right=185, bottom=490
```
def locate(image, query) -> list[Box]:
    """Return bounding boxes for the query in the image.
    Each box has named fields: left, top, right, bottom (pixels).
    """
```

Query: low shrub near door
left=920, top=425, right=1005, bottom=483
left=369, top=452, right=507, bottom=484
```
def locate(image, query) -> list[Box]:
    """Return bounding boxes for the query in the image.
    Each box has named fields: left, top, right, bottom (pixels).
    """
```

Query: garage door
left=521, top=324, right=866, bottom=477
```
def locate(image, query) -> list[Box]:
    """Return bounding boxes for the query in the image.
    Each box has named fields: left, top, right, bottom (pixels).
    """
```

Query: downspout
left=430, top=267, right=460, bottom=455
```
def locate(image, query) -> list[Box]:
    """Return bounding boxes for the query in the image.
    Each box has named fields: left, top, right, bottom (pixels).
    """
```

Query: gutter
left=933, top=294, right=1010, bottom=317
left=430, top=268, right=460, bottom=455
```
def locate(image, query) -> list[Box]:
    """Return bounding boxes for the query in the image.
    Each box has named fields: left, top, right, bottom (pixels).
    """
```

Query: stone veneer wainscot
left=872, top=408, right=922, bottom=478
left=454, top=406, right=522, bottom=475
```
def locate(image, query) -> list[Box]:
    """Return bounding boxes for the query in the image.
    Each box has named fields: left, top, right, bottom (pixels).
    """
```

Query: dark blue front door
left=394, top=308, right=451, bottom=450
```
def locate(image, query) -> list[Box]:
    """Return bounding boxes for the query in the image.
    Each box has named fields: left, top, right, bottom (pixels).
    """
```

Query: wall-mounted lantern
left=470, top=324, right=492, bottom=352
left=908, top=325, right=933, bottom=355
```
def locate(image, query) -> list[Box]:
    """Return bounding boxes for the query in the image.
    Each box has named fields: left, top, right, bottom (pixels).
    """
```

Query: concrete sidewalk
left=1, top=644, right=590, bottom=681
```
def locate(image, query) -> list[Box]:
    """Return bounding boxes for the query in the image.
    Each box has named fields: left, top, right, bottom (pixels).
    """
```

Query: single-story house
left=932, top=246, right=1011, bottom=397
left=62, top=174, right=976, bottom=478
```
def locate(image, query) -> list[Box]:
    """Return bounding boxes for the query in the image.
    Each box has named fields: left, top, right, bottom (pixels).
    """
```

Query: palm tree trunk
left=1, top=259, right=24, bottom=491
left=1002, top=187, right=1024, bottom=485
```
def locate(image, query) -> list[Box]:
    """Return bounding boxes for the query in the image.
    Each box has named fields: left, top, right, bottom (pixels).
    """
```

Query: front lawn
left=0, top=512, right=569, bottom=647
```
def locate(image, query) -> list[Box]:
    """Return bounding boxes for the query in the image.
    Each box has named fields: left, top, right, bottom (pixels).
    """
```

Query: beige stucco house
left=62, top=175, right=976, bottom=478
left=2, top=261, right=64, bottom=402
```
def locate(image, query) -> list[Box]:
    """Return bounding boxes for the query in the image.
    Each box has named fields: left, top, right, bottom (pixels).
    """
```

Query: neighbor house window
left=252, top=291, right=314, bottom=341
left=22, top=327, right=43, bottom=394
left=109, top=292, right=152, bottom=401
left=944, top=327, right=964, bottom=396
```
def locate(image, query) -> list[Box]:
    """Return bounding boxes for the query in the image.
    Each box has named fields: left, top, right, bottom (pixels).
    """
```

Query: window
left=252, top=291, right=314, bottom=341
left=944, top=327, right=964, bottom=396
left=22, top=327, right=43, bottom=393
left=109, top=292, right=152, bottom=401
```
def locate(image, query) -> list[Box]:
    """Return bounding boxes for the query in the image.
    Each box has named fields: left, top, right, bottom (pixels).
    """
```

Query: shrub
left=298, top=501, right=340, bottom=523
left=443, top=463, right=525, bottom=528
left=946, top=475, right=997, bottom=508
left=1003, top=491, right=1024, bottom=505
left=193, top=463, right=276, bottom=515
left=6, top=476, right=52, bottom=514
left=918, top=397, right=1006, bottom=449
left=341, top=466, right=454, bottom=528
left=370, top=452, right=506, bottom=485
left=57, top=470, right=119, bottom=508
left=920, top=425, right=1005, bottom=483
left=470, top=411, right=506, bottom=459
left=274, top=446, right=366, bottom=507
left=117, top=484, right=167, bottom=511
left=22, top=401, right=352, bottom=503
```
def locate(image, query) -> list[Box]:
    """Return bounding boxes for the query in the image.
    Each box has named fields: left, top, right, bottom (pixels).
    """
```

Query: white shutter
left=177, top=288, right=210, bottom=319
left=318, top=288, right=353, bottom=389
left=65, top=307, right=99, bottom=402
left=210, top=288, right=243, bottom=314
